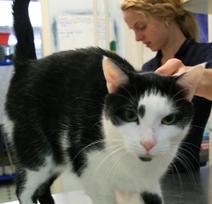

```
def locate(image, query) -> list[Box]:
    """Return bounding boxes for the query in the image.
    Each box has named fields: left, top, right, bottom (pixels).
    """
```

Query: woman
left=121, top=0, right=212, bottom=173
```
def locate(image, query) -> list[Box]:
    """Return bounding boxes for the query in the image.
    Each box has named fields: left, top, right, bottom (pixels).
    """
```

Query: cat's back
left=6, top=47, right=131, bottom=122
left=15, top=47, right=128, bottom=89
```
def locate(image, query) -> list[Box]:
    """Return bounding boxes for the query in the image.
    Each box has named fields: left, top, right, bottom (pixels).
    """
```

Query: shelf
left=0, top=60, right=13, bottom=66
left=0, top=174, right=16, bottom=182
left=0, top=125, right=16, bottom=183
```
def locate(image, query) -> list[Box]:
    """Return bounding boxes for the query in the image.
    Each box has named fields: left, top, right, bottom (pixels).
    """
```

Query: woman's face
left=123, top=9, right=170, bottom=51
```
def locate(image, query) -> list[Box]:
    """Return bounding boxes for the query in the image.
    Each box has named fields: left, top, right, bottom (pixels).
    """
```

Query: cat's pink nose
left=140, top=139, right=156, bottom=151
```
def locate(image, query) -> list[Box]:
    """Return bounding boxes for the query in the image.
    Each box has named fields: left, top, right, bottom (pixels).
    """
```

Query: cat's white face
left=103, top=91, right=191, bottom=163
left=102, top=57, right=201, bottom=166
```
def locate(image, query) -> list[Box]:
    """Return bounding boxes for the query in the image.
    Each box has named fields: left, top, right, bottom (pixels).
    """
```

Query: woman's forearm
left=196, top=69, right=212, bottom=100
left=156, top=59, right=212, bottom=101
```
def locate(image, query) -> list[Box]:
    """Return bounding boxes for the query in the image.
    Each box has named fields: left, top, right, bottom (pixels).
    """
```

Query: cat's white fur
left=3, top=114, right=14, bottom=143
left=19, top=156, right=62, bottom=204
left=3, top=91, right=190, bottom=204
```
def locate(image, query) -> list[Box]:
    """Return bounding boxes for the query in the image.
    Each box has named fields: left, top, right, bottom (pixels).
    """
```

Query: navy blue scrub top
left=142, top=39, right=212, bottom=171
left=142, top=39, right=212, bottom=70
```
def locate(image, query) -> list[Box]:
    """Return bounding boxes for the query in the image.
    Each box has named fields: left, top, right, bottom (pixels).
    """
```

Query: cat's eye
left=122, top=110, right=138, bottom=122
left=161, top=114, right=177, bottom=125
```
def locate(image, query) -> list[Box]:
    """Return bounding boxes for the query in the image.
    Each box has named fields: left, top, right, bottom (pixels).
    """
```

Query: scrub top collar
left=156, top=39, right=194, bottom=66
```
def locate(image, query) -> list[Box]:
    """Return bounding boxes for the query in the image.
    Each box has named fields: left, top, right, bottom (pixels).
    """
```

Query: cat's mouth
left=139, top=154, right=152, bottom=162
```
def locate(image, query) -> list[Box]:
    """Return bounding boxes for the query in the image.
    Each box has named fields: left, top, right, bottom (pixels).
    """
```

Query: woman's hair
left=121, top=0, right=199, bottom=41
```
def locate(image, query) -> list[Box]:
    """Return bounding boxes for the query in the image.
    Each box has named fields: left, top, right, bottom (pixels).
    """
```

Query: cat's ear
left=102, top=56, right=129, bottom=93
left=176, top=65, right=204, bottom=101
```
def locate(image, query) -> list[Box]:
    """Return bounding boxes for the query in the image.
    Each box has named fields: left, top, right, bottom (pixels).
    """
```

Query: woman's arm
left=196, top=68, right=212, bottom=100
left=155, top=59, right=212, bottom=100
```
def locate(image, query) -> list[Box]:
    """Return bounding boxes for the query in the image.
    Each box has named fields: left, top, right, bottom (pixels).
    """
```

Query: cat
left=2, top=0, right=203, bottom=204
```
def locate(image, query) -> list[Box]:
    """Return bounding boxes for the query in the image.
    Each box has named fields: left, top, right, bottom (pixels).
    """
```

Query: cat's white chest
left=80, top=149, right=163, bottom=193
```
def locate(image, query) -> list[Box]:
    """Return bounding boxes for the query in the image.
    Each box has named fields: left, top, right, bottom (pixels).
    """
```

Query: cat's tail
left=13, top=0, right=37, bottom=61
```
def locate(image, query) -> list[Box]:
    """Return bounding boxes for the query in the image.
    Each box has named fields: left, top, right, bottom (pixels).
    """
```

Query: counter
left=1, top=166, right=211, bottom=204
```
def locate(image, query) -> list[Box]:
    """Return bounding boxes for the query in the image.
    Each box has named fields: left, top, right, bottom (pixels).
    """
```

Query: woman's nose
left=135, top=32, right=145, bottom=42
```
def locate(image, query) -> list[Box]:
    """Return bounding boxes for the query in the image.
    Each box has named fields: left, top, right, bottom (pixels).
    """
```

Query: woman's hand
left=155, top=58, right=212, bottom=101
left=155, top=58, right=190, bottom=76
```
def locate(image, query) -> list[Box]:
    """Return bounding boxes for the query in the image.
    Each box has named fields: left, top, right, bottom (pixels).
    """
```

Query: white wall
left=109, top=0, right=155, bottom=69
left=0, top=1, right=41, bottom=27
left=40, top=0, right=108, bottom=55
left=40, top=0, right=155, bottom=67
left=41, top=0, right=92, bottom=55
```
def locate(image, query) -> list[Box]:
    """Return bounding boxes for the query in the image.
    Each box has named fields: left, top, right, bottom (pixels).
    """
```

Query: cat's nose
left=140, top=139, right=156, bottom=151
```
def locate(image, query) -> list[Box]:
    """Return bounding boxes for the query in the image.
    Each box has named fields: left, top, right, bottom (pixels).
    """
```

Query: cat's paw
left=141, top=192, right=162, bottom=204
left=115, top=191, right=143, bottom=204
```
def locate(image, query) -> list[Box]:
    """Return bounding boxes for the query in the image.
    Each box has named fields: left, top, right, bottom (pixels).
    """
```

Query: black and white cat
left=3, top=0, right=202, bottom=204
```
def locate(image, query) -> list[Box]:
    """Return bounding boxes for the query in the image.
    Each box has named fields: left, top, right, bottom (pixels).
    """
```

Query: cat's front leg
left=140, top=183, right=163, bottom=204
left=116, top=191, right=143, bottom=204
left=141, top=192, right=163, bottom=204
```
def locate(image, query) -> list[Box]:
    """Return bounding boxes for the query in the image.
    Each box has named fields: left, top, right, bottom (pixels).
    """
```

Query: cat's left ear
left=176, top=65, right=204, bottom=101
left=102, top=56, right=129, bottom=93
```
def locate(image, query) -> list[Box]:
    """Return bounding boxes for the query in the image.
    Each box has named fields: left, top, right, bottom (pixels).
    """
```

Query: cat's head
left=102, top=57, right=202, bottom=163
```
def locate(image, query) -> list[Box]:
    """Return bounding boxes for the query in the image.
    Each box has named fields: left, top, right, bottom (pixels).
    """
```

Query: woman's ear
left=102, top=56, right=129, bottom=93
left=163, top=17, right=171, bottom=28
left=176, top=65, right=204, bottom=101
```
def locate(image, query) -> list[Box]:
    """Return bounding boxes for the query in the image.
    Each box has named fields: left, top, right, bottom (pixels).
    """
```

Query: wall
left=40, top=0, right=154, bottom=68
left=40, top=0, right=108, bottom=56
left=108, top=0, right=155, bottom=69
left=41, top=0, right=91, bottom=55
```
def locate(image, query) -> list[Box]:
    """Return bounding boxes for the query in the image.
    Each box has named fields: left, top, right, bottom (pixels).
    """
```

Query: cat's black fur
left=3, top=0, right=196, bottom=204
left=8, top=47, right=134, bottom=169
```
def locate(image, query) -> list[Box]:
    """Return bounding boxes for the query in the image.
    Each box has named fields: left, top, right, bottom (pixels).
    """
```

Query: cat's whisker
left=175, top=153, right=199, bottom=185
left=174, top=155, right=191, bottom=173
left=177, top=147, right=200, bottom=167
left=190, top=124, right=205, bottom=130
left=168, top=163, right=185, bottom=202
left=178, top=161, right=199, bottom=186
left=126, top=143, right=143, bottom=155
left=118, top=86, right=138, bottom=107
left=172, top=97, right=188, bottom=104
left=113, top=92, right=134, bottom=104
left=94, top=145, right=124, bottom=174
left=133, top=83, right=139, bottom=105
left=73, top=138, right=126, bottom=161
left=73, top=139, right=105, bottom=160
left=164, top=148, right=197, bottom=180
left=169, top=88, right=186, bottom=101
left=116, top=156, right=143, bottom=189
left=103, top=151, right=127, bottom=178
left=172, top=141, right=200, bottom=150
left=170, top=142, right=200, bottom=168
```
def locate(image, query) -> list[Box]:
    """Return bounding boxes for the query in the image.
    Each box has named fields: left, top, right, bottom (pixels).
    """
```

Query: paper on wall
left=56, top=14, right=95, bottom=51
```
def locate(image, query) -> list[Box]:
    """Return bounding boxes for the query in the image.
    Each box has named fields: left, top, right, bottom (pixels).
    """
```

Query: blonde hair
left=121, top=0, right=199, bottom=41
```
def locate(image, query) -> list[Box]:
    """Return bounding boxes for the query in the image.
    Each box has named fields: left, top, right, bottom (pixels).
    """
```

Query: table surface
left=1, top=166, right=211, bottom=204
left=161, top=166, right=212, bottom=204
